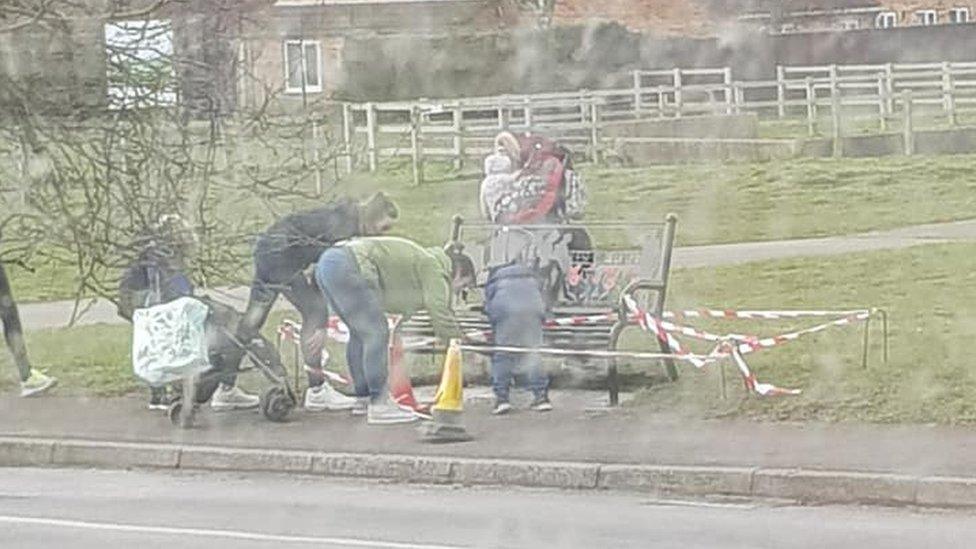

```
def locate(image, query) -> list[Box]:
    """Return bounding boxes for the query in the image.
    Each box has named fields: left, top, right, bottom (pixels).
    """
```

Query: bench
left=399, top=214, right=678, bottom=405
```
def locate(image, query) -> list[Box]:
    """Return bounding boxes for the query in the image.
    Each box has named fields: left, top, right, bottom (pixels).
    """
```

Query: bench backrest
left=450, top=216, right=677, bottom=312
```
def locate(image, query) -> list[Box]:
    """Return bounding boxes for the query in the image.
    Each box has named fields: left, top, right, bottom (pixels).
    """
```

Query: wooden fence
left=338, top=61, right=976, bottom=181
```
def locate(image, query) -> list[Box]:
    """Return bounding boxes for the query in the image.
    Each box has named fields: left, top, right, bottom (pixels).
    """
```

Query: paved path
left=14, top=219, right=976, bottom=331
left=2, top=468, right=973, bottom=549
left=3, top=391, right=976, bottom=478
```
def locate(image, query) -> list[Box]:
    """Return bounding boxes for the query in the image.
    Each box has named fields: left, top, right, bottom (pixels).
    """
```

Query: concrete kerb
left=2, top=436, right=976, bottom=508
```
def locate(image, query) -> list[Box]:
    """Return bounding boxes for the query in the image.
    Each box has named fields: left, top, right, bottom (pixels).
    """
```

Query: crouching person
left=118, top=216, right=259, bottom=411
left=485, top=262, right=551, bottom=415
left=314, top=236, right=470, bottom=425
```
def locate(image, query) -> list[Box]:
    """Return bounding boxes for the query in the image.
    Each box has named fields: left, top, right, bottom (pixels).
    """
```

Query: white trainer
left=305, top=383, right=357, bottom=412
left=350, top=396, right=369, bottom=416
left=210, top=385, right=260, bottom=411
left=367, top=395, right=419, bottom=425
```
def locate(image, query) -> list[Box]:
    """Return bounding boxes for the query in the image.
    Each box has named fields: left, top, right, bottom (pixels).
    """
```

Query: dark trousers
left=0, top=264, right=31, bottom=382
left=314, top=247, right=389, bottom=401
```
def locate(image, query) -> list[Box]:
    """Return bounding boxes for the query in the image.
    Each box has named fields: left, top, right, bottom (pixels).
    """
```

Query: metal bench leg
left=608, top=362, right=620, bottom=407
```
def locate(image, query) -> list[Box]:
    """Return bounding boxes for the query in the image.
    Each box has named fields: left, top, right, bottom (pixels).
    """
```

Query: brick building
left=237, top=0, right=515, bottom=107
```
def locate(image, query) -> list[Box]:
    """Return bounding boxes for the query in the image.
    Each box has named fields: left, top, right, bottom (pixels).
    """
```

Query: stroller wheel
left=261, top=386, right=294, bottom=423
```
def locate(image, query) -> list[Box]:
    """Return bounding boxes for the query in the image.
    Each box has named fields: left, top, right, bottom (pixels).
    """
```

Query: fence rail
left=338, top=61, right=976, bottom=181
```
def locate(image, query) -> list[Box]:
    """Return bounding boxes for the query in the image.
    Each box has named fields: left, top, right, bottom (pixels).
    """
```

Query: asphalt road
left=14, top=218, right=976, bottom=331
left=1, top=468, right=974, bottom=549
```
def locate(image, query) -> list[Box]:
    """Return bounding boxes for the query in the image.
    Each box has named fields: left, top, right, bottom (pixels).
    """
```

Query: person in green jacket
left=313, top=236, right=472, bottom=425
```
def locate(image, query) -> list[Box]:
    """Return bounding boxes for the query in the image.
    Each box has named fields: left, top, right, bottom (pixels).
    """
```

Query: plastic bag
left=132, top=296, right=211, bottom=385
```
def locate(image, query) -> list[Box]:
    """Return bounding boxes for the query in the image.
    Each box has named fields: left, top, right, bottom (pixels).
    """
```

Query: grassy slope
left=8, top=154, right=976, bottom=302
left=3, top=242, right=975, bottom=426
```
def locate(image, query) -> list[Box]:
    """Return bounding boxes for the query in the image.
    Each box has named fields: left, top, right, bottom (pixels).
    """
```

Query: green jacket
left=345, top=236, right=461, bottom=343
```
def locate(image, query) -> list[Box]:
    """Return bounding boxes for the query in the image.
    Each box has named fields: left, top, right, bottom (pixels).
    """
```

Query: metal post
left=877, top=74, right=888, bottom=132
left=673, top=68, right=683, bottom=118
left=903, top=90, right=915, bottom=155
left=589, top=99, right=601, bottom=163
left=805, top=76, right=817, bottom=137
left=499, top=96, right=511, bottom=130
left=342, top=103, right=354, bottom=174
left=723, top=67, right=734, bottom=115
left=657, top=214, right=679, bottom=382
left=452, top=102, right=465, bottom=170
left=657, top=85, right=666, bottom=118
left=943, top=61, right=957, bottom=126
left=733, top=83, right=744, bottom=115
left=831, top=68, right=843, bottom=158
left=884, top=63, right=895, bottom=115
left=410, top=106, right=424, bottom=186
left=861, top=314, right=872, bottom=369
left=633, top=70, right=643, bottom=118
left=523, top=97, right=533, bottom=128
left=365, top=102, right=378, bottom=172
left=311, top=117, right=323, bottom=195
left=776, top=65, right=786, bottom=118
left=579, top=89, right=589, bottom=123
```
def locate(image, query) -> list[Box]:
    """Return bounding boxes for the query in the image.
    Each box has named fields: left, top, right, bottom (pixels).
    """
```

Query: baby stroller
left=159, top=297, right=298, bottom=428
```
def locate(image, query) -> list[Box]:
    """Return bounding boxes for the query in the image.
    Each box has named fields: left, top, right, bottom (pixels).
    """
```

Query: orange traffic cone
left=420, top=340, right=472, bottom=443
left=389, top=333, right=429, bottom=416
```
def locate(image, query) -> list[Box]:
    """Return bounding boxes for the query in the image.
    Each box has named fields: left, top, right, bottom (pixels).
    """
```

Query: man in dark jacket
left=233, top=193, right=399, bottom=412
left=484, top=262, right=551, bottom=414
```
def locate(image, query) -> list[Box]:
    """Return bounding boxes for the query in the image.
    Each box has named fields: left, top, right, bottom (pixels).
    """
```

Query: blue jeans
left=315, top=247, right=389, bottom=402
left=485, top=266, right=548, bottom=402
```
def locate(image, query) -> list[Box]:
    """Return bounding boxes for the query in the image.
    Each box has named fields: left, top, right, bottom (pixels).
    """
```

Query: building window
left=876, top=11, right=897, bottom=28
left=915, top=9, right=938, bottom=25
left=950, top=7, right=971, bottom=23
left=105, top=19, right=177, bottom=109
left=283, top=39, right=322, bottom=94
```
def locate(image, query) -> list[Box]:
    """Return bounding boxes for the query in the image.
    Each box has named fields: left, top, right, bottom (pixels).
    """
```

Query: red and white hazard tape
left=278, top=299, right=875, bottom=398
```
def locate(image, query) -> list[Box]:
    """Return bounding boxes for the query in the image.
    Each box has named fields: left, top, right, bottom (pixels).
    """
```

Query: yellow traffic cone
left=420, top=340, right=473, bottom=443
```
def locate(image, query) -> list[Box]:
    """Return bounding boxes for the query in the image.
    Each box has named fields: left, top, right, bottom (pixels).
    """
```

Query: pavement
left=14, top=218, right=976, bottom=331
left=3, top=467, right=975, bottom=549
left=3, top=390, right=976, bottom=508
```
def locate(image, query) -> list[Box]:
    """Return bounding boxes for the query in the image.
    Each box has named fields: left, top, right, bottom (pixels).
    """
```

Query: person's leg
left=282, top=274, right=331, bottom=385
left=0, top=263, right=32, bottom=382
left=344, top=332, right=369, bottom=398
left=315, top=249, right=389, bottom=402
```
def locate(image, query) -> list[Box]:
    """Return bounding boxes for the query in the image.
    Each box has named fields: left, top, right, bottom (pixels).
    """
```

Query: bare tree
left=0, top=0, right=347, bottom=321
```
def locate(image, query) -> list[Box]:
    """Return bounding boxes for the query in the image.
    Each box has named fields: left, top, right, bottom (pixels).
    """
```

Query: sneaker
left=367, top=396, right=419, bottom=425
left=20, top=370, right=57, bottom=398
left=305, top=383, right=357, bottom=412
left=210, top=385, right=260, bottom=411
left=147, top=386, right=170, bottom=411
left=529, top=395, right=553, bottom=412
left=350, top=396, right=369, bottom=417
left=492, top=400, right=512, bottom=416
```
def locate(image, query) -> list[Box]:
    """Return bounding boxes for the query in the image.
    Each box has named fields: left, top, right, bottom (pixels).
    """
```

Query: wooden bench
left=399, top=214, right=678, bottom=405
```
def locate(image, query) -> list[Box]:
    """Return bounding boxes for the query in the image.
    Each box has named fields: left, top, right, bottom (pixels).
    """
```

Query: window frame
left=876, top=11, right=898, bottom=28
left=283, top=39, right=323, bottom=94
left=915, top=9, right=938, bottom=25
left=950, top=7, right=971, bottom=23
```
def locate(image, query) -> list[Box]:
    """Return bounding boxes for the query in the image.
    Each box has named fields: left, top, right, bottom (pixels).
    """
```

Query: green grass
left=627, top=241, right=976, bottom=425
left=4, top=241, right=975, bottom=427
left=8, top=153, right=976, bottom=302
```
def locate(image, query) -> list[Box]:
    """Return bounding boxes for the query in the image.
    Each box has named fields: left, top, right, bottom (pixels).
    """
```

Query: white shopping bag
left=132, top=296, right=211, bottom=385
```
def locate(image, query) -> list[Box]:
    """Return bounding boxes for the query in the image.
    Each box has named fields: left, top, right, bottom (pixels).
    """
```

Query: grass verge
left=3, top=241, right=974, bottom=426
